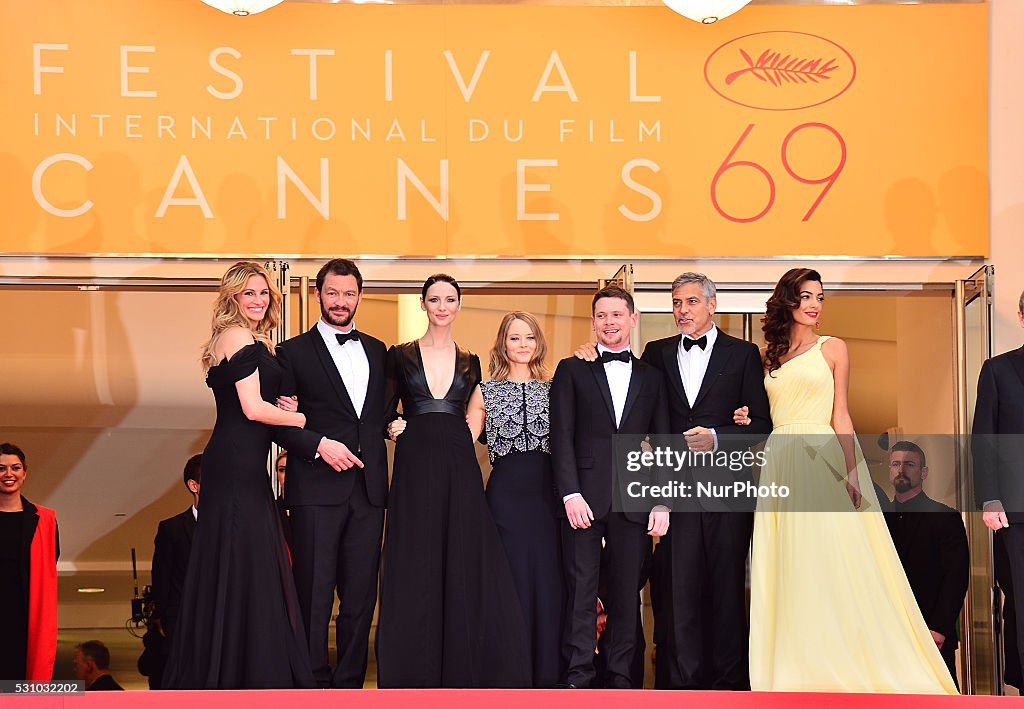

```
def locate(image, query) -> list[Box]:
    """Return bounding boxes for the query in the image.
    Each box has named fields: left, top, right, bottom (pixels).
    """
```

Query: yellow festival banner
left=0, top=0, right=987, bottom=257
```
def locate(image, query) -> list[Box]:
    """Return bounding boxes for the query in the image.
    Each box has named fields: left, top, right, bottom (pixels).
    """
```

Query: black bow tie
left=598, top=350, right=631, bottom=364
left=335, top=331, right=360, bottom=345
left=683, top=335, right=707, bottom=352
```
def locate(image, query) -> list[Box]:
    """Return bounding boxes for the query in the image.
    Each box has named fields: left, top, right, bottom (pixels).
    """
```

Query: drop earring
left=815, top=320, right=822, bottom=331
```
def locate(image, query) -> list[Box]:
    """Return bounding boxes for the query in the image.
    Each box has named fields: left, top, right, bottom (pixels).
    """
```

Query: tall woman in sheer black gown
left=163, top=261, right=319, bottom=689
left=377, top=274, right=531, bottom=688
left=480, top=312, right=564, bottom=687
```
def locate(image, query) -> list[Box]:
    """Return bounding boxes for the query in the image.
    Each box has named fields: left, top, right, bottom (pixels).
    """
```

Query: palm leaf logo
left=725, top=49, right=839, bottom=87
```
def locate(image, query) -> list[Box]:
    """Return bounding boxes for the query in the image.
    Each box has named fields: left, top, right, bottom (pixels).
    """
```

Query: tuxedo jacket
left=885, top=493, right=970, bottom=644
left=275, top=327, right=389, bottom=509
left=640, top=331, right=772, bottom=447
left=152, top=507, right=195, bottom=635
left=550, top=353, right=669, bottom=523
left=641, top=332, right=771, bottom=509
left=973, top=345, right=1024, bottom=522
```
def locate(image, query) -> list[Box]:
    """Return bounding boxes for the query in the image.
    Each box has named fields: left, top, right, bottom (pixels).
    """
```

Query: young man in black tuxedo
left=274, top=259, right=389, bottom=688
left=884, top=441, right=969, bottom=689
left=974, top=289, right=1024, bottom=687
left=551, top=285, right=670, bottom=689
left=149, top=453, right=201, bottom=689
left=639, top=273, right=770, bottom=691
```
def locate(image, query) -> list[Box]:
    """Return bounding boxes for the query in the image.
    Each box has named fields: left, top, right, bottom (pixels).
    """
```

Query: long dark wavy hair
left=762, top=268, right=822, bottom=375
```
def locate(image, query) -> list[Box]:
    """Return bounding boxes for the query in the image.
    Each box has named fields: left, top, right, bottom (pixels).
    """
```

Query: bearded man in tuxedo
left=275, top=259, right=390, bottom=688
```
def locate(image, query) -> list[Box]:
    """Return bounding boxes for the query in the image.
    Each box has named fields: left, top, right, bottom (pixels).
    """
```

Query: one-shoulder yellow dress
left=749, top=336, right=957, bottom=694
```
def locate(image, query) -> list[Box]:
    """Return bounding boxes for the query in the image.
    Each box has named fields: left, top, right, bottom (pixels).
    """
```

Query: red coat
left=25, top=503, right=58, bottom=681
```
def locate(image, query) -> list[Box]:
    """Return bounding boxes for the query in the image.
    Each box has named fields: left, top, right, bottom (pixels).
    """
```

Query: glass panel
left=959, top=266, right=997, bottom=696
left=0, top=285, right=219, bottom=689
left=963, top=272, right=989, bottom=448
left=818, top=291, right=958, bottom=500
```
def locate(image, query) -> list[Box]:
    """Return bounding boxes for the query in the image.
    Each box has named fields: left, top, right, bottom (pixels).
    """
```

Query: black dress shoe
left=554, top=683, right=580, bottom=689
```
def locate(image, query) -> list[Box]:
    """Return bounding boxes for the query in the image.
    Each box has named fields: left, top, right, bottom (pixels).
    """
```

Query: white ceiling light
left=199, top=0, right=285, bottom=16
left=661, top=0, right=754, bottom=24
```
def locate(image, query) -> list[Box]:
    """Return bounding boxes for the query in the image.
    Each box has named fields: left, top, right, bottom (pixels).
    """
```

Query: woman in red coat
left=0, top=442, right=59, bottom=682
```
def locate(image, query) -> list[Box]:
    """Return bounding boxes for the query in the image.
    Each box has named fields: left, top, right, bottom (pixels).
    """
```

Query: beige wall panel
left=992, top=0, right=1024, bottom=356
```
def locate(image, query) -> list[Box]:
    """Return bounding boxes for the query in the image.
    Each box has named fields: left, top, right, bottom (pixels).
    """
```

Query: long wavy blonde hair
left=201, top=261, right=282, bottom=372
left=488, top=311, right=550, bottom=381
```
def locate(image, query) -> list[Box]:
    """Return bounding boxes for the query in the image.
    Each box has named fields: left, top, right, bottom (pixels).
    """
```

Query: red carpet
left=3, top=689, right=1018, bottom=708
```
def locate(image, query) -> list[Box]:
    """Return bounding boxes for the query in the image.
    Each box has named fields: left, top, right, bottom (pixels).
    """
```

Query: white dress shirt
left=677, top=325, right=719, bottom=451
left=316, top=319, right=370, bottom=416
left=677, top=324, right=718, bottom=407
left=597, top=344, right=632, bottom=428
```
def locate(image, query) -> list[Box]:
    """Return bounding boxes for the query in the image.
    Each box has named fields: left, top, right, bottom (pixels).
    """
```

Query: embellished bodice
left=480, top=379, right=551, bottom=464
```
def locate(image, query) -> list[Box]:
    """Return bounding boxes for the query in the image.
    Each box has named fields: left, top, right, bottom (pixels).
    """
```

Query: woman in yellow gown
left=740, top=268, right=957, bottom=694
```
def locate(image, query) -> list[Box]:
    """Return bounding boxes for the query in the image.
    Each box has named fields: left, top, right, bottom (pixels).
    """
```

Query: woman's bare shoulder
left=214, top=326, right=256, bottom=360
left=821, top=336, right=847, bottom=355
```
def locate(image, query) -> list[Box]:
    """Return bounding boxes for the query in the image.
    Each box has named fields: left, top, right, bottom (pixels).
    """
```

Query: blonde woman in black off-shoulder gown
left=163, top=262, right=333, bottom=689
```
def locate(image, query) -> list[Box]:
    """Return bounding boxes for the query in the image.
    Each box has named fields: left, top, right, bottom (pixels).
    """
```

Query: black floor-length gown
left=163, top=342, right=314, bottom=689
left=375, top=342, right=531, bottom=688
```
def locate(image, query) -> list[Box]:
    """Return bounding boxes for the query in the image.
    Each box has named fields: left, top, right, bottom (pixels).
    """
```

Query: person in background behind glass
left=273, top=450, right=292, bottom=546
left=884, top=441, right=969, bottom=689
left=275, top=450, right=288, bottom=495
left=0, top=442, right=58, bottom=683
left=147, top=454, right=202, bottom=689
left=74, top=641, right=124, bottom=691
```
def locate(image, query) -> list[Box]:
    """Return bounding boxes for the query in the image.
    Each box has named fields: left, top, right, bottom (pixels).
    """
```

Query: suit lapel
left=308, top=328, right=358, bottom=418
left=362, top=337, right=382, bottom=414
left=691, top=333, right=735, bottom=411
left=1011, top=346, right=1024, bottom=391
left=588, top=360, right=618, bottom=428
left=619, top=357, right=643, bottom=426
left=661, top=336, right=689, bottom=411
